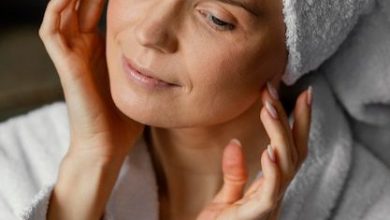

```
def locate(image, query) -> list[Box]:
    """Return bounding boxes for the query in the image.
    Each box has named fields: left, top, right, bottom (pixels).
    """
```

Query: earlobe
left=267, top=75, right=282, bottom=92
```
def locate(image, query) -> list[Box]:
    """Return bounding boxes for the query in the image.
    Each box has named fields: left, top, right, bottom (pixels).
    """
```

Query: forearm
left=47, top=151, right=124, bottom=220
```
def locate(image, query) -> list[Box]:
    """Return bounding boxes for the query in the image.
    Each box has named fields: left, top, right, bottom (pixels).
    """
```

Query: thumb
left=213, top=139, right=248, bottom=204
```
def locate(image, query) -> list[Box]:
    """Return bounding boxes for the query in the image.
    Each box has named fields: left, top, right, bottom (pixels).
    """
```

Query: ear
left=269, top=72, right=283, bottom=92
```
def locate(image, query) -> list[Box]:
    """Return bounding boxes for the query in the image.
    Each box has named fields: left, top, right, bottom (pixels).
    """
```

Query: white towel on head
left=321, top=0, right=390, bottom=167
left=281, top=0, right=376, bottom=85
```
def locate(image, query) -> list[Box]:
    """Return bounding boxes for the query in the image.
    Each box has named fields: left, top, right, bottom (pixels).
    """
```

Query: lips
left=122, top=56, right=179, bottom=87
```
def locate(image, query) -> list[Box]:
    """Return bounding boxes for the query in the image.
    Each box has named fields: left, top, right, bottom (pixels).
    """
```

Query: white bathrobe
left=1, top=71, right=390, bottom=220
left=1, top=1, right=390, bottom=219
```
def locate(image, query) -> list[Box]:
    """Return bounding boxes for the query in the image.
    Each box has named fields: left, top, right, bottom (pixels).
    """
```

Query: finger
left=78, top=0, right=106, bottom=32
left=263, top=83, right=298, bottom=168
left=255, top=145, right=280, bottom=202
left=212, top=139, right=248, bottom=204
left=243, top=171, right=263, bottom=198
left=262, top=82, right=298, bottom=170
left=260, top=98, right=295, bottom=181
left=292, top=86, right=312, bottom=167
left=60, top=0, right=79, bottom=33
left=236, top=145, right=281, bottom=219
left=40, top=0, right=72, bottom=37
left=265, top=82, right=295, bottom=145
left=40, top=0, right=73, bottom=61
left=268, top=198, right=283, bottom=220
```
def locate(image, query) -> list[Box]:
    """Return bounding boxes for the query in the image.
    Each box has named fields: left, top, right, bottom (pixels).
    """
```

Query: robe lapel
left=105, top=74, right=353, bottom=220
left=105, top=136, right=159, bottom=220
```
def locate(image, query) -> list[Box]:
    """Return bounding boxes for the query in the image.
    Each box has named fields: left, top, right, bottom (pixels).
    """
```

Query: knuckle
left=38, top=28, right=46, bottom=39
left=260, top=107, right=269, bottom=120
left=262, top=199, right=277, bottom=211
left=223, top=175, right=248, bottom=187
left=39, top=26, right=56, bottom=41
left=38, top=24, right=52, bottom=39
left=46, top=0, right=56, bottom=9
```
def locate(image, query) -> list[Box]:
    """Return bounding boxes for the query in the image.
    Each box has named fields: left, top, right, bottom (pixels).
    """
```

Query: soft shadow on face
left=106, top=0, right=287, bottom=128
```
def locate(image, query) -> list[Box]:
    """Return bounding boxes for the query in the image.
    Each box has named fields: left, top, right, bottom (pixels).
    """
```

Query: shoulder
left=332, top=142, right=390, bottom=220
left=0, top=101, right=70, bottom=217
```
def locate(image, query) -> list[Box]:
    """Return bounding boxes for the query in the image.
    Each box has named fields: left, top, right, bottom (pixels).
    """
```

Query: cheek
left=106, top=0, right=124, bottom=30
left=106, top=1, right=123, bottom=62
left=180, top=41, right=264, bottom=124
left=185, top=37, right=265, bottom=101
left=104, top=2, right=278, bottom=128
left=106, top=0, right=142, bottom=37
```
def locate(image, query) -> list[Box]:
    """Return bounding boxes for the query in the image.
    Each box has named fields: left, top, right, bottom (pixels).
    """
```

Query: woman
left=0, top=0, right=389, bottom=219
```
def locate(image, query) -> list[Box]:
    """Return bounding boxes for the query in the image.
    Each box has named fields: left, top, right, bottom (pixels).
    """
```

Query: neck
left=145, top=99, right=270, bottom=217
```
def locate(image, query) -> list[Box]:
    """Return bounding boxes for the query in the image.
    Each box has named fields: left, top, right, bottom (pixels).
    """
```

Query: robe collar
left=105, top=74, right=353, bottom=220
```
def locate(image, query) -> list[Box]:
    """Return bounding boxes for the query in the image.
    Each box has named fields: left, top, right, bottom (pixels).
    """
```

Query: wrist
left=48, top=151, right=124, bottom=220
left=59, top=150, right=124, bottom=183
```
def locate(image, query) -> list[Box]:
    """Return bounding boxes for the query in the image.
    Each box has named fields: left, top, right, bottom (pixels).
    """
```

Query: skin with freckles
left=39, top=0, right=311, bottom=219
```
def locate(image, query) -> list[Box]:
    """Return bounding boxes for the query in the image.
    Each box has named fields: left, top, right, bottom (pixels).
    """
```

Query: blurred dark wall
left=0, top=1, right=107, bottom=122
left=0, top=1, right=64, bottom=122
left=0, top=0, right=47, bottom=25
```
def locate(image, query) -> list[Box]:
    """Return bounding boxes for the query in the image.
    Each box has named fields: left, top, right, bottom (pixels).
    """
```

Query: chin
left=109, top=87, right=179, bottom=128
left=111, top=90, right=155, bottom=125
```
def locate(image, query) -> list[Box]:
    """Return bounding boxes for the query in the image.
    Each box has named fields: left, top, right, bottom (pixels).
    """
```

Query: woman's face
left=106, top=0, right=287, bottom=128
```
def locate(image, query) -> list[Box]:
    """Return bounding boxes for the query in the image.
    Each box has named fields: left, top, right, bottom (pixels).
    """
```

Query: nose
left=135, top=3, right=179, bottom=53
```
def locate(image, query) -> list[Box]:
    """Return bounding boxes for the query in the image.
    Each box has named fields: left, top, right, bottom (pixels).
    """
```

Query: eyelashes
left=198, top=10, right=236, bottom=31
left=210, top=15, right=235, bottom=31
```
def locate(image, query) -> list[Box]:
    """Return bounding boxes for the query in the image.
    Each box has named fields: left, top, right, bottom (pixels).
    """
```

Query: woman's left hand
left=197, top=84, right=312, bottom=220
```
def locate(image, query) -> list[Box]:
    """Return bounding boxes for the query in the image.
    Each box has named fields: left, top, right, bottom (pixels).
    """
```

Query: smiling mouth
left=122, top=56, right=180, bottom=88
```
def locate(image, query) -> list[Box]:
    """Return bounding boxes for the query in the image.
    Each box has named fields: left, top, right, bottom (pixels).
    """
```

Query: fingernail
left=307, top=86, right=313, bottom=106
left=256, top=171, right=263, bottom=179
left=265, top=100, right=278, bottom=119
left=230, top=138, right=242, bottom=147
left=267, top=82, right=279, bottom=100
left=267, top=144, right=276, bottom=162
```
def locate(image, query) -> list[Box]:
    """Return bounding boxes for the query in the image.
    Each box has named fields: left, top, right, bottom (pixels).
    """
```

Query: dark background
left=0, top=1, right=107, bottom=122
left=0, top=0, right=64, bottom=122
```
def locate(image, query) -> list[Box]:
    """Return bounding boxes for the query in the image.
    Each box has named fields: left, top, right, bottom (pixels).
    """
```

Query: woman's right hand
left=39, top=0, right=144, bottom=163
left=39, top=0, right=144, bottom=219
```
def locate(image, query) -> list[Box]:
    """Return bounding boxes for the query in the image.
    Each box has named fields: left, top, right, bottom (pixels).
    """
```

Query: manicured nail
left=230, top=138, right=242, bottom=147
left=265, top=100, right=278, bottom=119
left=267, top=82, right=279, bottom=100
left=267, top=144, right=276, bottom=162
left=307, top=86, right=313, bottom=106
left=256, top=171, right=263, bottom=179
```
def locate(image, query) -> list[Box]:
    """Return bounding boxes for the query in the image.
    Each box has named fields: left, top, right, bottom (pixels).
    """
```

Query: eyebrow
left=216, top=0, right=261, bottom=17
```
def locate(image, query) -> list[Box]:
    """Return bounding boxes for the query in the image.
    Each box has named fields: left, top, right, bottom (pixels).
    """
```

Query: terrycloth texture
left=1, top=73, right=390, bottom=220
left=0, top=101, right=158, bottom=220
left=2, top=1, right=389, bottom=218
left=281, top=0, right=376, bottom=85
left=280, top=73, right=390, bottom=220
left=0, top=102, right=69, bottom=219
left=322, top=0, right=390, bottom=167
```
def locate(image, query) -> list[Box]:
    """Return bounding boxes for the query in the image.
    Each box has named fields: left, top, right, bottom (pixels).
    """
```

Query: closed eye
left=198, top=10, right=235, bottom=31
